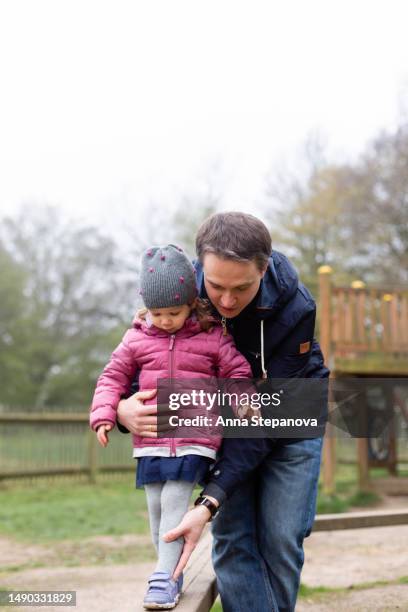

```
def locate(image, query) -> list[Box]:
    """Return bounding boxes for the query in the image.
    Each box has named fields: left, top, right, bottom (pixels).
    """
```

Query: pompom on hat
left=139, top=244, right=197, bottom=309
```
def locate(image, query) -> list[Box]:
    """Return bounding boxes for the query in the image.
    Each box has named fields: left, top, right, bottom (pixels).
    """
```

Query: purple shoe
left=143, top=571, right=181, bottom=610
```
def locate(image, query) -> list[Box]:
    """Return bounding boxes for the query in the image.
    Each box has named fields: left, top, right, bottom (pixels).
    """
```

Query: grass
left=316, top=463, right=383, bottom=513
left=0, top=480, right=150, bottom=542
left=210, top=576, right=408, bottom=610
left=0, top=464, right=387, bottom=544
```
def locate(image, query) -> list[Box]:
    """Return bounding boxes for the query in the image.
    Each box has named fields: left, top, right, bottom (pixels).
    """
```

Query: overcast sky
left=1, top=0, right=408, bottom=226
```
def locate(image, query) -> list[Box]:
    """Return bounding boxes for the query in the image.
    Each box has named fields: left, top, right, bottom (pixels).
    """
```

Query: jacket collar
left=132, top=314, right=203, bottom=337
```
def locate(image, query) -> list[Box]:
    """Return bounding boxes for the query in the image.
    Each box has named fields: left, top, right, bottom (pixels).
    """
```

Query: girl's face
left=148, top=303, right=191, bottom=334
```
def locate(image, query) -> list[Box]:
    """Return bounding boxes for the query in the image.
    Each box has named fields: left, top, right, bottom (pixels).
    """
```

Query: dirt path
left=1, top=497, right=408, bottom=611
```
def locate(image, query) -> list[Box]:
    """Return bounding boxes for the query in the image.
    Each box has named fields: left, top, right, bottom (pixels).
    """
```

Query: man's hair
left=196, top=212, right=272, bottom=271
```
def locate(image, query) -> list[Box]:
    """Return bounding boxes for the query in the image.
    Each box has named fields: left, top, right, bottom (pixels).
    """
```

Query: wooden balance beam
left=168, top=509, right=408, bottom=611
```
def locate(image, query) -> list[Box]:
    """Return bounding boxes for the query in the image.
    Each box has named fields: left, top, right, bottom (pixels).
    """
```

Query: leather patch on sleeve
left=299, top=341, right=311, bottom=354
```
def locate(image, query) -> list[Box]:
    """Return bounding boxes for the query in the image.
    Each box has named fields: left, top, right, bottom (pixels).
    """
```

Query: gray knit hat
left=139, top=244, right=197, bottom=309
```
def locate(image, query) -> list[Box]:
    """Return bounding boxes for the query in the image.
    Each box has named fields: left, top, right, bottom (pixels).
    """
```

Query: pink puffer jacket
left=90, top=316, right=252, bottom=453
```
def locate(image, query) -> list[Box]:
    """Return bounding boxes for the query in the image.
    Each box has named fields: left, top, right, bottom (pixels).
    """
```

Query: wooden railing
left=332, top=286, right=408, bottom=353
left=318, top=267, right=408, bottom=374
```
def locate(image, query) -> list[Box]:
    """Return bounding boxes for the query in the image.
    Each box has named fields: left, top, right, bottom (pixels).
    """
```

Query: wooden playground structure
left=318, top=266, right=408, bottom=493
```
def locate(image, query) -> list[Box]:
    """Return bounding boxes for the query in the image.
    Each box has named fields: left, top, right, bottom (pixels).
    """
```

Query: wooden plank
left=318, top=267, right=332, bottom=364
left=313, top=509, right=408, bottom=531
left=333, top=356, right=408, bottom=376
left=173, top=529, right=217, bottom=612
left=381, top=296, right=390, bottom=348
left=335, top=343, right=372, bottom=352
left=357, top=437, right=370, bottom=491
left=344, top=292, right=353, bottom=343
left=357, top=290, right=366, bottom=343
left=369, top=290, right=378, bottom=350
left=0, top=413, right=88, bottom=423
left=390, top=295, right=399, bottom=347
left=322, top=434, right=335, bottom=495
left=332, top=290, right=343, bottom=344
left=88, top=428, right=98, bottom=483
left=401, top=295, right=408, bottom=344
left=0, top=465, right=133, bottom=479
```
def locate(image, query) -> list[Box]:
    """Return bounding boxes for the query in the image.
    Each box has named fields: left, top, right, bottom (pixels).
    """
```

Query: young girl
left=90, top=244, right=252, bottom=610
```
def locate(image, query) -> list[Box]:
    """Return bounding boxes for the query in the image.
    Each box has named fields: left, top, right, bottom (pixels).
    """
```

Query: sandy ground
left=1, top=496, right=408, bottom=611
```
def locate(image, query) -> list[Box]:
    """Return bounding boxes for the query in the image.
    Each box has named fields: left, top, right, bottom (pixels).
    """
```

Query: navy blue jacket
left=195, top=251, right=330, bottom=503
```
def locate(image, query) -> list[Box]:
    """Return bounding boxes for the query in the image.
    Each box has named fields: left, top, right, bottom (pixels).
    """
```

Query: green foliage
left=347, top=490, right=381, bottom=507
left=266, top=119, right=408, bottom=288
left=316, top=494, right=349, bottom=514
left=0, top=206, right=133, bottom=409
left=317, top=464, right=382, bottom=513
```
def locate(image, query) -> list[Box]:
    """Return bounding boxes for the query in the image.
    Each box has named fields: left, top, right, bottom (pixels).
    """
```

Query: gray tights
left=144, top=480, right=196, bottom=575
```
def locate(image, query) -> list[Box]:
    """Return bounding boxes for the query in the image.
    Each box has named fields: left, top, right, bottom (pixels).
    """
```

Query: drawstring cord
left=260, top=319, right=267, bottom=379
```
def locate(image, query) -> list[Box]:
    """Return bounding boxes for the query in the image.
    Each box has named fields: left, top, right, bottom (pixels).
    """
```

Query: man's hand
left=163, top=499, right=218, bottom=579
left=117, top=390, right=158, bottom=437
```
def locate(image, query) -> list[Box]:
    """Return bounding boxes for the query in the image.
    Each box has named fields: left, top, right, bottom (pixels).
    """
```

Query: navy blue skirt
left=136, top=455, right=213, bottom=488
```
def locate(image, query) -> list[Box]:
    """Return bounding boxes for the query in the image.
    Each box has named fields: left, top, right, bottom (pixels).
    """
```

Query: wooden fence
left=0, top=412, right=133, bottom=481
left=1, top=412, right=407, bottom=483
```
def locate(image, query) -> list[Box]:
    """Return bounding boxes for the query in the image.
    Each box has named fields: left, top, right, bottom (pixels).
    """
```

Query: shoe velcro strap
left=148, top=580, right=171, bottom=589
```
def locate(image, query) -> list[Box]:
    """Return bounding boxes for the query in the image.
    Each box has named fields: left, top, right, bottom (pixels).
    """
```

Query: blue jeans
left=211, top=437, right=323, bottom=612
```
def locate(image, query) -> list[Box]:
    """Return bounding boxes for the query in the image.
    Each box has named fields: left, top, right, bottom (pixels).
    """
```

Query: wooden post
left=401, top=294, right=408, bottom=346
left=357, top=438, right=370, bottom=492
left=369, top=289, right=378, bottom=351
left=381, top=293, right=393, bottom=350
left=357, top=390, right=371, bottom=492
left=88, top=429, right=98, bottom=483
left=388, top=387, right=398, bottom=476
left=350, top=281, right=366, bottom=344
left=318, top=265, right=335, bottom=494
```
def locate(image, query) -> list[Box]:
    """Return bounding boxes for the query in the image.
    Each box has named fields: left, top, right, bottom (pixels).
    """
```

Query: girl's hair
left=137, top=298, right=215, bottom=332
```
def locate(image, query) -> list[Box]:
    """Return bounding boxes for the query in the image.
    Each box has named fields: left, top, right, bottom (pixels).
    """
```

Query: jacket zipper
left=221, top=316, right=227, bottom=335
left=169, top=334, right=176, bottom=457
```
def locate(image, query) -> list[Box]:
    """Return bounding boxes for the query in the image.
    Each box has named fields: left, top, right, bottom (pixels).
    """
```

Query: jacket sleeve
left=90, top=330, right=140, bottom=431
left=202, top=436, right=274, bottom=503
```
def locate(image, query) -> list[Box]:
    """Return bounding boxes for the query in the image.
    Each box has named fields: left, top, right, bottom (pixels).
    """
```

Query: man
left=117, top=212, right=329, bottom=612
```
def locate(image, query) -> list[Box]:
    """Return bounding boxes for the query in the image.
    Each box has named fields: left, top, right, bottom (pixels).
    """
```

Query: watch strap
left=194, top=495, right=219, bottom=520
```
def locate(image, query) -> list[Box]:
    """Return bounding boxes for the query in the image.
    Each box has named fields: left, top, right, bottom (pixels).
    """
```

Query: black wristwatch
left=194, top=495, right=219, bottom=521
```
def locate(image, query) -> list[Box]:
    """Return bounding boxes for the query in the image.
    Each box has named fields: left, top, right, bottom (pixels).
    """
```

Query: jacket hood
left=255, top=251, right=299, bottom=318
left=194, top=250, right=299, bottom=321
